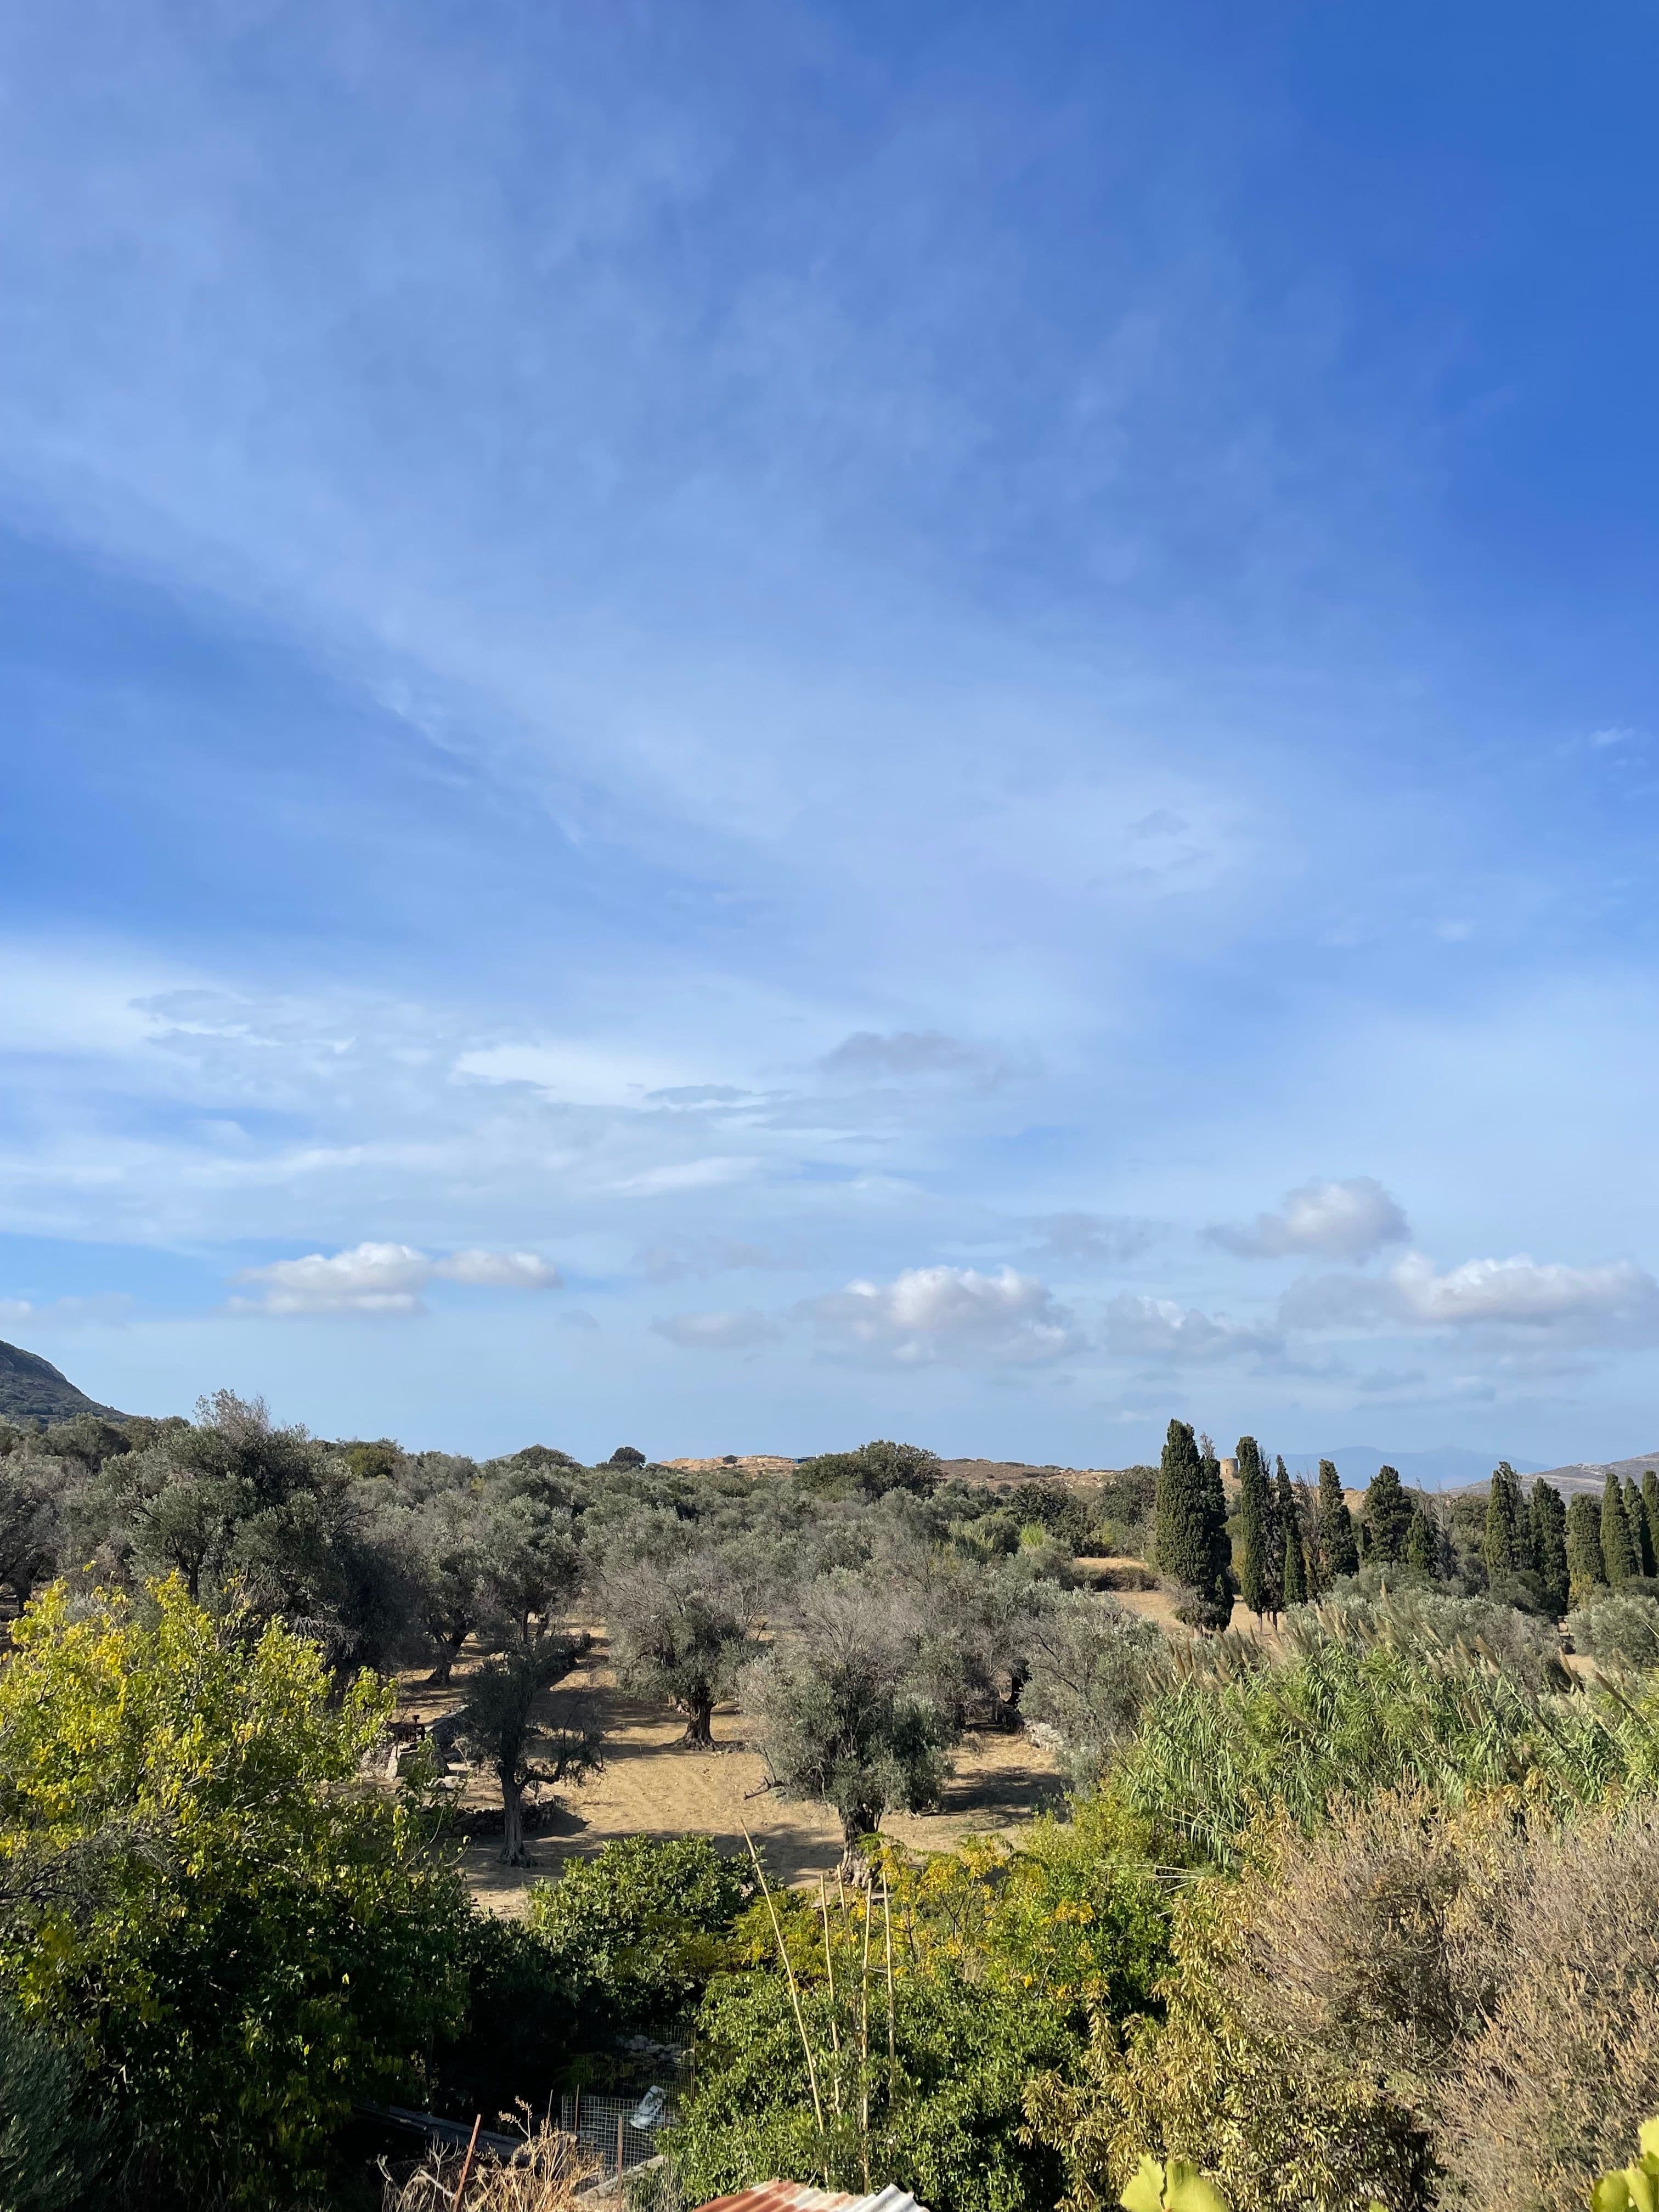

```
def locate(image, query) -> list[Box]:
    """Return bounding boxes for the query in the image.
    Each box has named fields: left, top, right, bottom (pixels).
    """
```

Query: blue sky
left=5, top=0, right=1659, bottom=1465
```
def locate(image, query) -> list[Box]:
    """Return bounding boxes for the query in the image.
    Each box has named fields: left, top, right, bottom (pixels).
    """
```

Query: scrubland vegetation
left=0, top=1400, right=1655, bottom=2210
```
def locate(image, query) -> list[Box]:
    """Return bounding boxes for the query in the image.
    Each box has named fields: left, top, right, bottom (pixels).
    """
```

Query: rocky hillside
left=0, top=1340, right=123, bottom=1425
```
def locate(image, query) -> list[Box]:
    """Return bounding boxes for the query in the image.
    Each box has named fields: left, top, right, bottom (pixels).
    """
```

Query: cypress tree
left=1482, top=1462, right=1526, bottom=1584
left=1565, top=1492, right=1606, bottom=1604
left=1645, top=1470, right=1659, bottom=1565
left=1406, top=1502, right=1436, bottom=1575
left=1155, top=1419, right=1231, bottom=1627
left=1317, top=1458, right=1359, bottom=1579
left=1623, top=1477, right=1657, bottom=1579
left=1364, top=1464, right=1414, bottom=1565
left=1602, top=1471, right=1638, bottom=1585
left=1200, top=1436, right=1235, bottom=1620
left=1236, top=1436, right=1273, bottom=1620
left=1275, top=1459, right=1307, bottom=1606
left=1530, top=1480, right=1570, bottom=1616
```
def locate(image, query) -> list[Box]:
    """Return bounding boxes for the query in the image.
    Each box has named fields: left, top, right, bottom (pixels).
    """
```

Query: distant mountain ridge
left=1525, top=1448, right=1659, bottom=1494
left=1281, top=1444, right=1549, bottom=1493
left=0, top=1340, right=124, bottom=1425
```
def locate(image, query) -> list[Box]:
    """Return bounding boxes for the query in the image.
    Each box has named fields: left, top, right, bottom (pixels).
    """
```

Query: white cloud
left=651, top=1308, right=783, bottom=1351
left=232, top=1240, right=558, bottom=1316
left=1282, top=1250, right=1659, bottom=1337
left=437, top=1249, right=561, bottom=1289
left=1209, top=1177, right=1410, bottom=1262
left=1100, top=1293, right=1279, bottom=1364
left=801, top=1264, right=1080, bottom=1366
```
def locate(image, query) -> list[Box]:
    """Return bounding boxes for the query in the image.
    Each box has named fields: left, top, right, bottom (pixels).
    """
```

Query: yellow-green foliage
left=0, top=1577, right=469, bottom=2204
left=1593, top=2119, right=1659, bottom=2212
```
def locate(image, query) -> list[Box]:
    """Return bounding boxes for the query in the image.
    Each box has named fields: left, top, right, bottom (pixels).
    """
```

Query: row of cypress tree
left=1155, top=1419, right=1658, bottom=1630
left=1562, top=1468, right=1659, bottom=1603
left=1154, top=1421, right=1361, bottom=1627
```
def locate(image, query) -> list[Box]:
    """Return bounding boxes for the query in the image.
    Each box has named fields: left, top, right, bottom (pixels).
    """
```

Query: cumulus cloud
left=1281, top=1250, right=1659, bottom=1337
left=651, top=1308, right=783, bottom=1351
left=818, top=1030, right=1011, bottom=1087
left=1209, top=1177, right=1410, bottom=1263
left=232, top=1241, right=560, bottom=1315
left=1100, top=1293, right=1280, bottom=1365
left=801, top=1264, right=1080, bottom=1366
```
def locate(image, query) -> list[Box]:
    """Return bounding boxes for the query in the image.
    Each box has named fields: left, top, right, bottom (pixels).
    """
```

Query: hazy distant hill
left=0, top=1340, right=123, bottom=1425
left=1282, top=1444, right=1549, bottom=1492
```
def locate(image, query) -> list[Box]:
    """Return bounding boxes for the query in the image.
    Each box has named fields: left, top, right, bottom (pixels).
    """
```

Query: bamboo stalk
left=742, top=1826, right=826, bottom=2148
left=883, top=1874, right=896, bottom=2068
left=859, top=1882, right=873, bottom=2191
left=452, top=2114, right=482, bottom=2210
left=819, top=1875, right=843, bottom=2114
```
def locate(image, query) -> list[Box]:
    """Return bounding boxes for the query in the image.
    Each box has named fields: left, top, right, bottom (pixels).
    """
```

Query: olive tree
left=741, top=1570, right=956, bottom=1878
left=606, top=1547, right=760, bottom=1747
left=454, top=1639, right=603, bottom=1865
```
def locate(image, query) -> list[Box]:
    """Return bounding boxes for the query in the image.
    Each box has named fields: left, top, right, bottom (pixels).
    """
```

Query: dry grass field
left=397, top=1564, right=1284, bottom=1915
left=398, top=1632, right=1069, bottom=1915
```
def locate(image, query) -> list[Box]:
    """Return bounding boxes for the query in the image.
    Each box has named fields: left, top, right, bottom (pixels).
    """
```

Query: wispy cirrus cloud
left=651, top=1308, right=783, bottom=1351
left=817, top=1030, right=1015, bottom=1088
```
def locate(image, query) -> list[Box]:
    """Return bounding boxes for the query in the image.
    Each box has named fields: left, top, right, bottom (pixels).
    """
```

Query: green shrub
left=0, top=2006, right=110, bottom=2212
left=668, top=1804, right=1167, bottom=2212
left=1569, top=1587, right=1659, bottom=1673
left=525, top=1833, right=747, bottom=2035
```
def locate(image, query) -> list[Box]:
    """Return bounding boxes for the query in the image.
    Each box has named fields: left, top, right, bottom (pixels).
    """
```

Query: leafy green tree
left=1530, top=1481, right=1570, bottom=1616
left=1274, top=1462, right=1308, bottom=1606
left=397, top=1485, right=495, bottom=1684
left=1154, top=1423, right=1232, bottom=1630
left=454, top=1639, right=602, bottom=1866
left=1316, top=1460, right=1359, bottom=1580
left=1602, top=1472, right=1638, bottom=1586
left=526, top=1834, right=746, bottom=2030
left=1235, top=1438, right=1274, bottom=1622
left=1624, top=1476, right=1657, bottom=1579
left=1482, top=1463, right=1528, bottom=1582
left=795, top=1440, right=941, bottom=1500
left=1362, top=1465, right=1414, bottom=1566
left=477, top=1492, right=583, bottom=1649
left=741, top=1572, right=955, bottom=1875
left=1566, top=1493, right=1607, bottom=1604
left=0, top=1578, right=468, bottom=2206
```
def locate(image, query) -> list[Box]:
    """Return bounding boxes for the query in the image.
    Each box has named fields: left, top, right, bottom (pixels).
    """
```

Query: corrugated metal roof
left=695, top=2184, right=929, bottom=2212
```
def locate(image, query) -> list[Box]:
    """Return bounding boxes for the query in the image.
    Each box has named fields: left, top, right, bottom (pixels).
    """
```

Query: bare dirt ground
left=399, top=1634, right=1068, bottom=1917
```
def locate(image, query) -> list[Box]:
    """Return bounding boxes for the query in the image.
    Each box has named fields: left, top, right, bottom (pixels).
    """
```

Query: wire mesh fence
left=557, top=2091, right=678, bottom=2183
